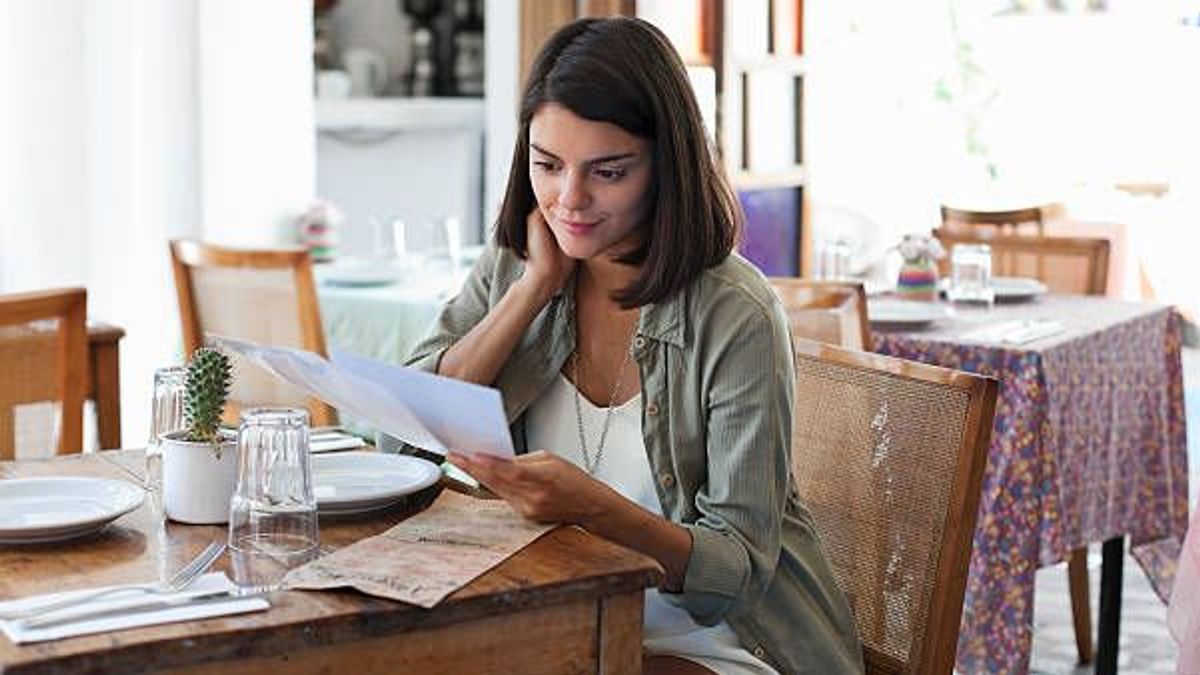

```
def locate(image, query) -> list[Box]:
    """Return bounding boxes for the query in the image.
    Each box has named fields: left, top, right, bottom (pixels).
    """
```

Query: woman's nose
left=557, top=170, right=590, bottom=211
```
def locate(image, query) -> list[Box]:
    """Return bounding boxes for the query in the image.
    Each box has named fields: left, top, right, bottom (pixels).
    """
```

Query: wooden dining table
left=0, top=449, right=660, bottom=674
left=872, top=294, right=1188, bottom=674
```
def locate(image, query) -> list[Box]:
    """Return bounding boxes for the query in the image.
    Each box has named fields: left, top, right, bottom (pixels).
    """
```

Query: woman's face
left=528, top=103, right=654, bottom=262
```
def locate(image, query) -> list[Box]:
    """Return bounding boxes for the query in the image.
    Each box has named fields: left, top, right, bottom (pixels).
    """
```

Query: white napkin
left=960, top=319, right=1066, bottom=345
left=310, top=432, right=367, bottom=453
left=0, top=572, right=269, bottom=644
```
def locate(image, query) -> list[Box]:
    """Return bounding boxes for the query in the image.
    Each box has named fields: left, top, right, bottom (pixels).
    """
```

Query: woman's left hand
left=446, top=450, right=613, bottom=525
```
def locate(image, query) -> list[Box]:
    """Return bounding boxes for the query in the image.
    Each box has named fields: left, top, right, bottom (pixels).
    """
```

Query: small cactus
left=183, top=346, right=233, bottom=448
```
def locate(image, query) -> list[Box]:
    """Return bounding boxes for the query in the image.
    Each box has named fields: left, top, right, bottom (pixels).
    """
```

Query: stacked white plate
left=312, top=452, right=440, bottom=516
left=990, top=276, right=1048, bottom=301
left=867, top=299, right=955, bottom=328
left=0, top=478, right=144, bottom=544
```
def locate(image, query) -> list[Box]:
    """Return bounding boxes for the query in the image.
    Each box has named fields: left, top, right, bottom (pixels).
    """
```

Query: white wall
left=0, top=0, right=316, bottom=447
left=0, top=0, right=88, bottom=291
left=484, top=0, right=519, bottom=232
left=197, top=0, right=316, bottom=245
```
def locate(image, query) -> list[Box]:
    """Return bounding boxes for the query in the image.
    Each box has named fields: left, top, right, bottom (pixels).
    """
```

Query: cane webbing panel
left=791, top=353, right=970, bottom=670
left=189, top=266, right=310, bottom=411
left=0, top=323, right=64, bottom=458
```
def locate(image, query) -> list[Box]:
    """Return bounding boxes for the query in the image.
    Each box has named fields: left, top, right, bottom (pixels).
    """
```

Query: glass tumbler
left=146, top=366, right=186, bottom=492
left=228, top=408, right=319, bottom=594
left=948, top=243, right=995, bottom=306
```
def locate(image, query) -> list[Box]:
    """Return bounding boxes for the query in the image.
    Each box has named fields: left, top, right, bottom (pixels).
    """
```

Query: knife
left=17, top=589, right=262, bottom=630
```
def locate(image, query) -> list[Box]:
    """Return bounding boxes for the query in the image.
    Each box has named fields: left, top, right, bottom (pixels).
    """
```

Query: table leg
left=93, top=342, right=121, bottom=449
left=1096, top=535, right=1125, bottom=675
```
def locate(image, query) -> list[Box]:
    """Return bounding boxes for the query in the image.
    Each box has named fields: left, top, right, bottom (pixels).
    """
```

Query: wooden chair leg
left=1068, top=546, right=1094, bottom=664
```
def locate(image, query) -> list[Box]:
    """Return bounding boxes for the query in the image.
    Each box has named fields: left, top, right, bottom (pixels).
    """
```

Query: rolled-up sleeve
left=403, top=241, right=499, bottom=373
left=672, top=297, right=795, bottom=624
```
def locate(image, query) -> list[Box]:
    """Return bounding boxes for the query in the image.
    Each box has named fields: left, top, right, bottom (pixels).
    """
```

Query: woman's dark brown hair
left=494, top=17, right=741, bottom=308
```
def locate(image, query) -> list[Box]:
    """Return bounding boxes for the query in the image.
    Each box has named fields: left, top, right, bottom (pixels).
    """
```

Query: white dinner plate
left=0, top=477, right=145, bottom=544
left=318, top=260, right=400, bottom=287
left=312, top=452, right=440, bottom=515
left=990, top=276, right=1048, bottom=301
left=867, top=299, right=955, bottom=327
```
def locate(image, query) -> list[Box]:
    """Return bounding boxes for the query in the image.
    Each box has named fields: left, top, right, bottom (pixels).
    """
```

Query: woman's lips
left=560, top=219, right=600, bottom=235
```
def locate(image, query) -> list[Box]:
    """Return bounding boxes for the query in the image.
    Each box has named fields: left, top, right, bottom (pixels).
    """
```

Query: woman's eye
left=533, top=160, right=559, bottom=172
left=594, top=167, right=626, bottom=181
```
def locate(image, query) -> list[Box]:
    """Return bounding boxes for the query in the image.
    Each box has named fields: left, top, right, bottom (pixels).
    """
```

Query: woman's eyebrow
left=530, top=143, right=638, bottom=165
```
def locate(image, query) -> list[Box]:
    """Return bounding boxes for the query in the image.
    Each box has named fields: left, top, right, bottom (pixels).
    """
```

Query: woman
left=403, top=17, right=862, bottom=675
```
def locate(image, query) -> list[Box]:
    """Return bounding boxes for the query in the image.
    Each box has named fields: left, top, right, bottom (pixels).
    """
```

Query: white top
left=525, top=373, right=778, bottom=675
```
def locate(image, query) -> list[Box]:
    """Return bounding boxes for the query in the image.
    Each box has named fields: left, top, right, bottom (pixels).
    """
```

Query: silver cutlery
left=0, top=541, right=226, bottom=622
left=17, top=587, right=261, bottom=630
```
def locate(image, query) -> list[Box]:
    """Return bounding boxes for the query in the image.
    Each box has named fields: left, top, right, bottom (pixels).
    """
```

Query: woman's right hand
left=521, top=208, right=575, bottom=300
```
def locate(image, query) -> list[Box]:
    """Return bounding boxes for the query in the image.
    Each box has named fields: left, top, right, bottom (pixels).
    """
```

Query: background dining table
left=0, top=449, right=660, bottom=675
left=873, top=293, right=1188, bottom=674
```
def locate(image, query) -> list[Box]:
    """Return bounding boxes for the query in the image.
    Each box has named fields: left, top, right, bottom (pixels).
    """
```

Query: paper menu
left=209, top=335, right=514, bottom=459
left=284, top=491, right=554, bottom=608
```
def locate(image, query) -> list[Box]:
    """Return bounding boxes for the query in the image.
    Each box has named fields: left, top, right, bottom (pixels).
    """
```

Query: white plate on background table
left=867, top=299, right=955, bottom=328
left=317, top=259, right=401, bottom=287
left=312, top=452, right=440, bottom=515
left=990, top=276, right=1048, bottom=301
left=938, top=276, right=1048, bottom=302
left=0, top=477, right=144, bottom=544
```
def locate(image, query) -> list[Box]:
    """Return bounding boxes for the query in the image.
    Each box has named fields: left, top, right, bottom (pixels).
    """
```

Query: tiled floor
left=1027, top=346, right=1198, bottom=674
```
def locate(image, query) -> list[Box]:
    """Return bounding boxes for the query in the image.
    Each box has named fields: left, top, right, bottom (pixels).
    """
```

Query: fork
left=0, top=541, right=226, bottom=622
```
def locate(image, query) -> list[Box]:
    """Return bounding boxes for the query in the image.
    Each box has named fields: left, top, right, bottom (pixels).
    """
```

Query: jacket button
left=646, top=402, right=660, bottom=416
left=634, top=336, right=647, bottom=350
left=660, top=473, right=675, bottom=488
left=752, top=646, right=766, bottom=659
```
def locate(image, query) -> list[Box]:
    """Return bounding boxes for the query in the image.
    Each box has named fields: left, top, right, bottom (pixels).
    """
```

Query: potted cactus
left=161, top=346, right=239, bottom=524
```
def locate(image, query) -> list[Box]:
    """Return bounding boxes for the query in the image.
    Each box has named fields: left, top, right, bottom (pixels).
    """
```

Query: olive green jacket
left=403, top=241, right=863, bottom=674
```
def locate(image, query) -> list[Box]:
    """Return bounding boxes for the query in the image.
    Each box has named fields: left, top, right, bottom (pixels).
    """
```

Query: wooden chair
left=940, top=203, right=1058, bottom=237
left=768, top=278, right=872, bottom=350
left=169, top=240, right=337, bottom=427
left=789, top=339, right=998, bottom=674
left=933, top=229, right=1110, bottom=296
left=0, top=288, right=87, bottom=459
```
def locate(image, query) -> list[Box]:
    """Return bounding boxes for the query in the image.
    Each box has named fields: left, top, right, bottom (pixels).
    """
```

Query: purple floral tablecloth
left=872, top=295, right=1189, bottom=674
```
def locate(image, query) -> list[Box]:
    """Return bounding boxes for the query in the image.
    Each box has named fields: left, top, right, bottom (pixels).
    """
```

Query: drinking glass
left=228, top=408, right=319, bottom=594
left=146, top=366, right=186, bottom=492
left=948, top=243, right=995, bottom=306
left=818, top=238, right=854, bottom=280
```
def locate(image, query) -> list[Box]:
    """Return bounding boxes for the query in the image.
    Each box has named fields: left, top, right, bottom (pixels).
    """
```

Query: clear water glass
left=816, top=238, right=853, bottom=280
left=948, top=243, right=995, bottom=306
left=228, top=407, right=319, bottom=594
left=146, top=366, right=186, bottom=492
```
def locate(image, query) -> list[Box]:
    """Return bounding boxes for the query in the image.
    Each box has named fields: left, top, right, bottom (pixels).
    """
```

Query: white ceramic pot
left=161, top=431, right=238, bottom=524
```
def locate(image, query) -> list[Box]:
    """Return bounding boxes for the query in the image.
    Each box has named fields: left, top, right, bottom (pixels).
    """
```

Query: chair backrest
left=789, top=339, right=997, bottom=674
left=939, top=203, right=1053, bottom=237
left=768, top=278, right=872, bottom=350
left=169, top=240, right=337, bottom=426
left=933, top=229, right=1110, bottom=296
left=0, top=288, right=87, bottom=459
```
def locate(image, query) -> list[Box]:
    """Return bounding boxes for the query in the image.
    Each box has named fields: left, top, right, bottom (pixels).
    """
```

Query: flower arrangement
left=895, top=234, right=945, bottom=300
left=181, top=346, right=233, bottom=456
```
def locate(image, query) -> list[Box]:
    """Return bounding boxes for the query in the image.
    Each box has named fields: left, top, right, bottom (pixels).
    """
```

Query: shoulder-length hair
left=494, top=17, right=741, bottom=308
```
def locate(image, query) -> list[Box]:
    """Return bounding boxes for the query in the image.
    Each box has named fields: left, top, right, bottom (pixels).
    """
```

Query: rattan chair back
left=0, top=288, right=87, bottom=459
left=169, top=240, right=336, bottom=426
left=933, top=229, right=1109, bottom=296
left=790, top=340, right=997, bottom=673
